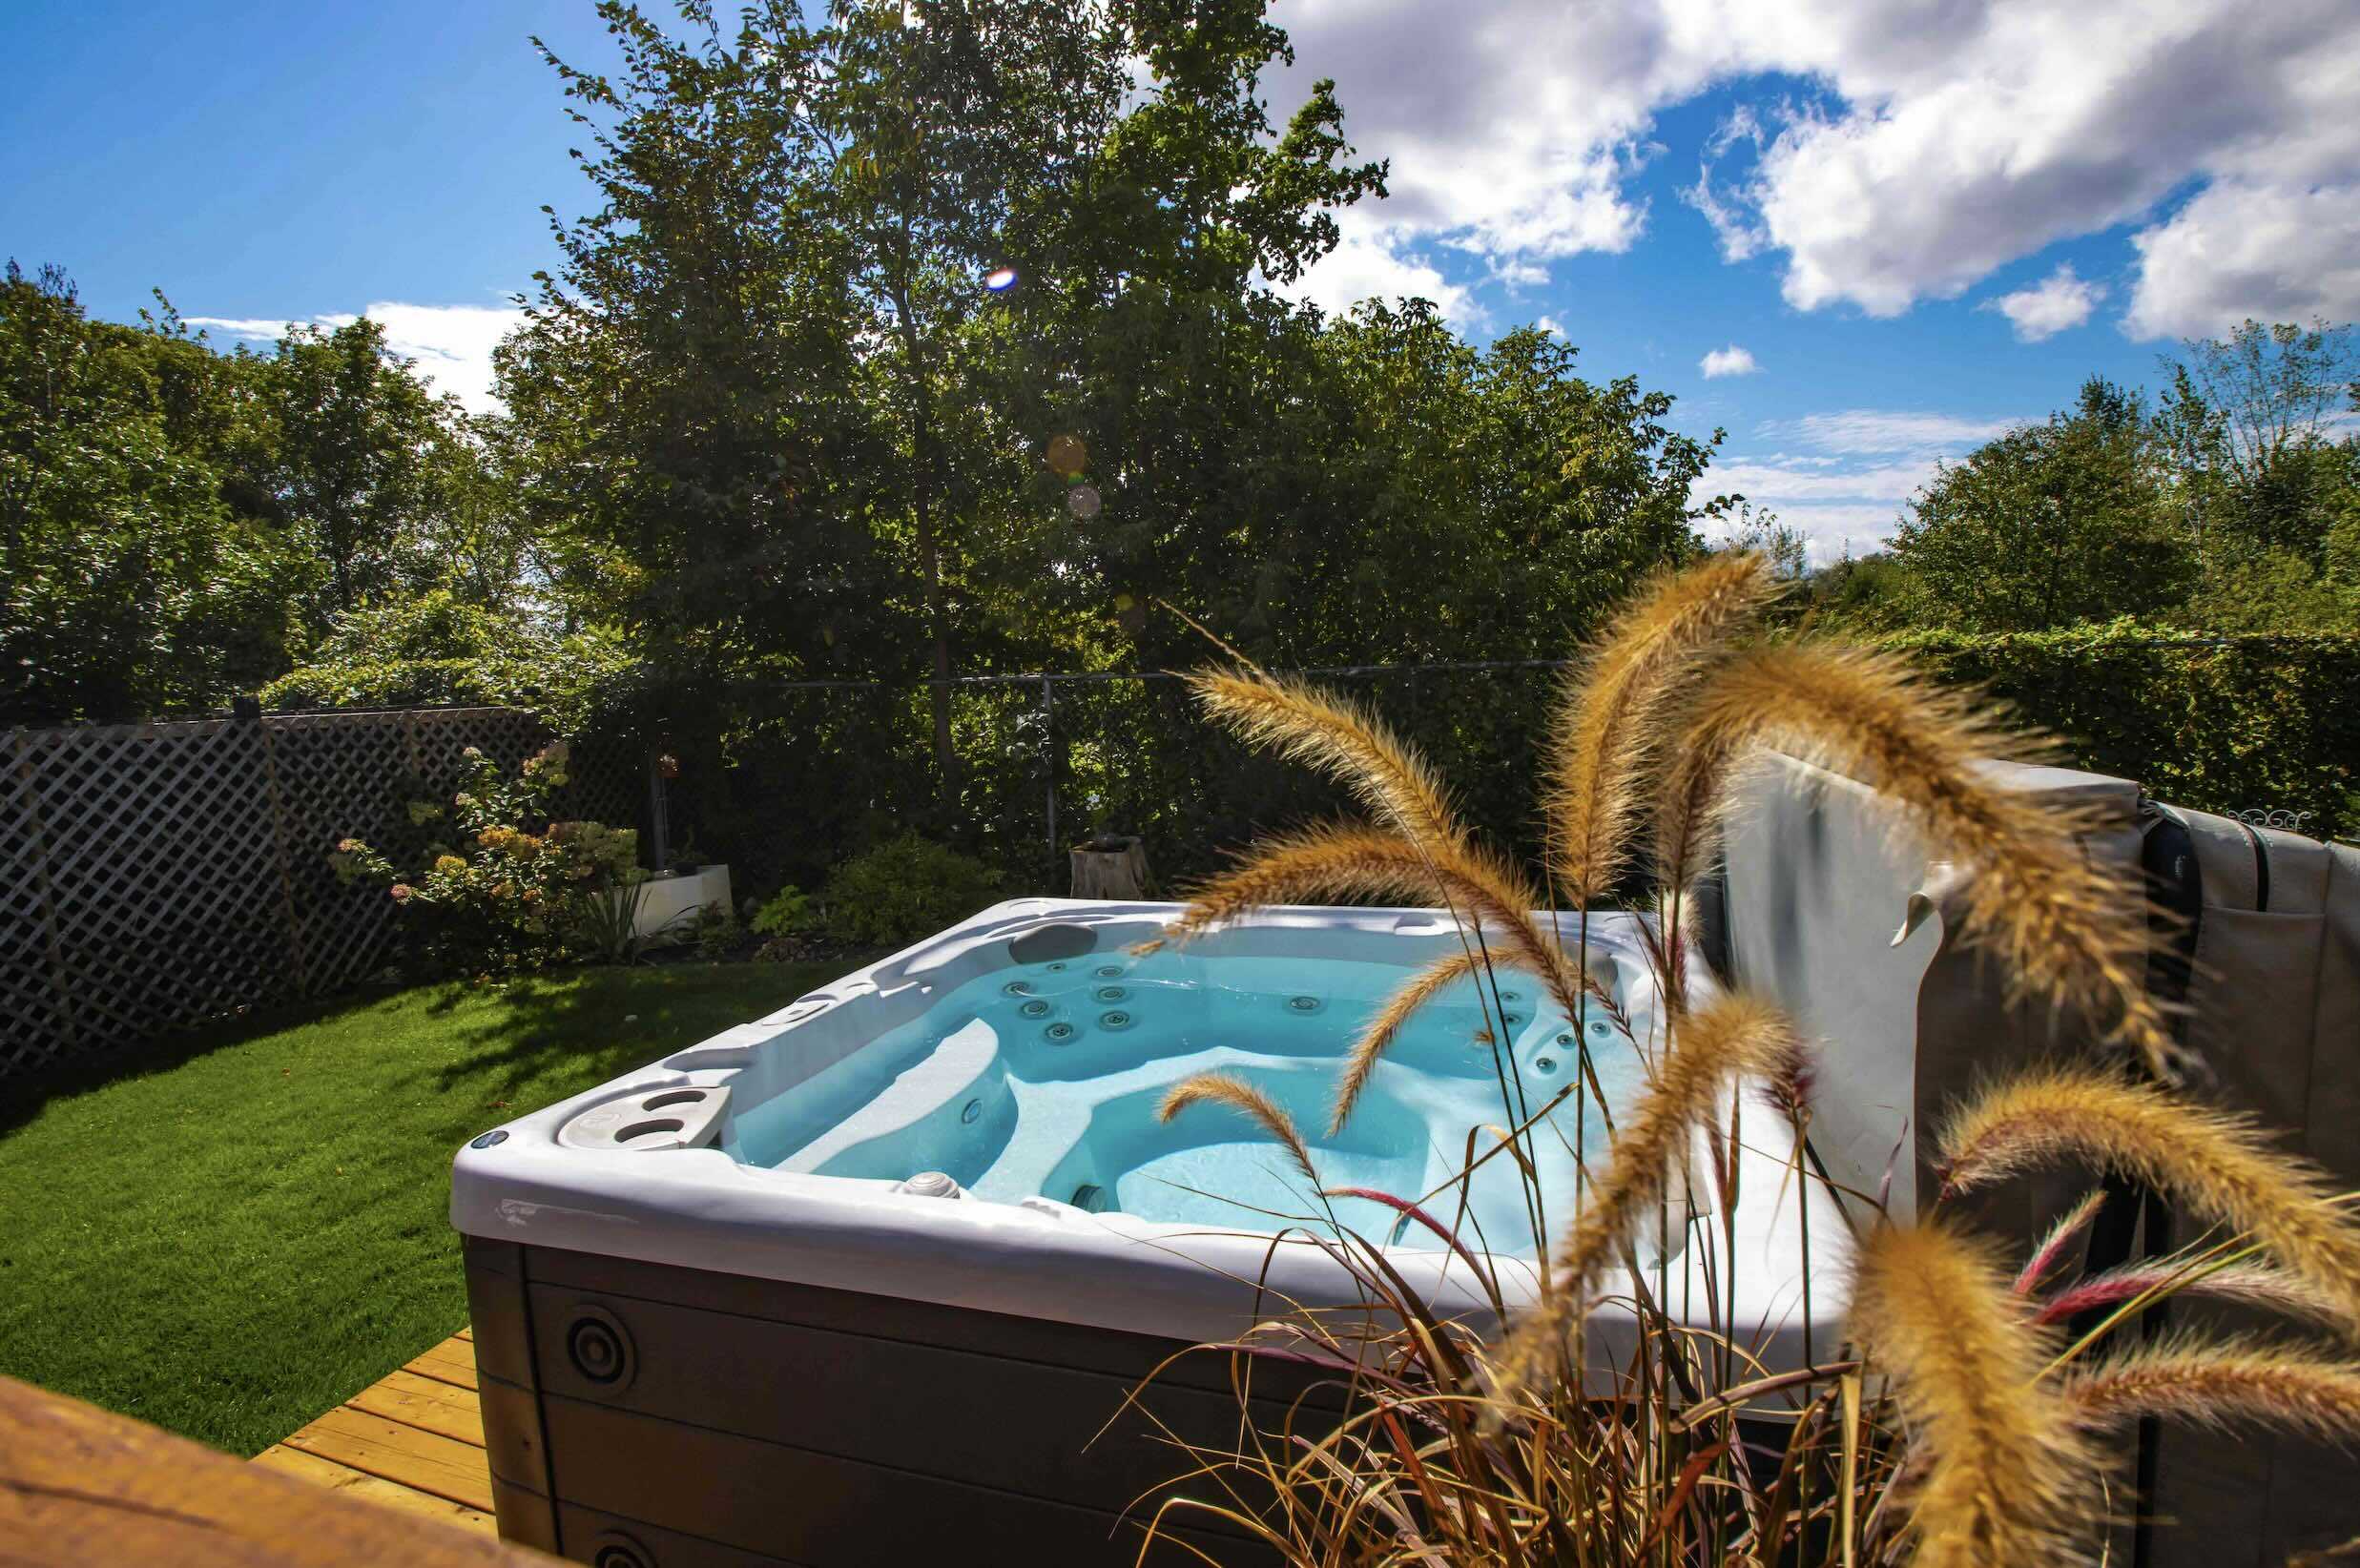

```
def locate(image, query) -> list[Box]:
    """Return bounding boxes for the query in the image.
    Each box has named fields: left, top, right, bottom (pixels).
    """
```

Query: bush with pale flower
left=331, top=741, right=642, bottom=973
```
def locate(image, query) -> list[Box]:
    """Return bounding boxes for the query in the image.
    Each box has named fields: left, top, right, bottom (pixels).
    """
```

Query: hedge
left=1886, top=622, right=2359, bottom=840
left=257, top=630, right=636, bottom=736
left=259, top=622, right=2358, bottom=898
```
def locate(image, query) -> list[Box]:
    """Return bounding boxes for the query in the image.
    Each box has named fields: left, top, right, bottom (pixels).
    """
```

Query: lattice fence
left=2, top=706, right=637, bottom=1090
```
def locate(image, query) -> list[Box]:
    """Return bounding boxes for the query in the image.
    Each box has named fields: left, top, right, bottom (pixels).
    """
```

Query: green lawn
left=0, top=960, right=843, bottom=1456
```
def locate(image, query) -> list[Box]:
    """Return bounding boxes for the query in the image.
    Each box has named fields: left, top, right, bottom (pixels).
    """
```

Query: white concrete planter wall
left=632, top=864, right=733, bottom=943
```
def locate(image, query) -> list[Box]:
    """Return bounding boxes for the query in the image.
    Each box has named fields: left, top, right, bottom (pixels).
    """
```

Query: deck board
left=257, top=1331, right=500, bottom=1536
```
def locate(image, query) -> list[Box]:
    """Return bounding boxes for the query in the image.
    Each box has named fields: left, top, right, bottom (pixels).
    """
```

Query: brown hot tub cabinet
left=464, top=1234, right=1327, bottom=1567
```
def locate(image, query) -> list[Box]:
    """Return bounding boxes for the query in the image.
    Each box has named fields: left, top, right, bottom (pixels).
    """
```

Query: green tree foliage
left=2155, top=320, right=2360, bottom=629
left=0, top=263, right=299, bottom=723
left=259, top=588, right=633, bottom=733
left=1851, top=322, right=2358, bottom=637
left=266, top=318, right=473, bottom=635
left=1, top=262, right=527, bottom=725
left=1887, top=378, right=2192, bottom=631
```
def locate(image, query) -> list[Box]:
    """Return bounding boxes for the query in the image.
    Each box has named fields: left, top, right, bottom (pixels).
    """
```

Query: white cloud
left=1983, top=263, right=2103, bottom=341
left=2123, top=180, right=2360, bottom=340
left=1764, top=409, right=2020, bottom=453
left=1700, top=402, right=2024, bottom=564
left=1536, top=315, right=1567, bottom=338
left=1268, top=215, right=1484, bottom=326
left=186, top=300, right=523, bottom=414
left=1263, top=0, right=2360, bottom=332
left=1710, top=456, right=1936, bottom=504
left=1699, top=343, right=1759, bottom=378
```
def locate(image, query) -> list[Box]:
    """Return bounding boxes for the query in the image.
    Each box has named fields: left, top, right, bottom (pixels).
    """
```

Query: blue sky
left=8, top=0, right=2355, bottom=561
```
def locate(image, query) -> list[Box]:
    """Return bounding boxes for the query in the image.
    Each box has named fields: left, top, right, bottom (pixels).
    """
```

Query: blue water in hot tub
left=725, top=945, right=1647, bottom=1257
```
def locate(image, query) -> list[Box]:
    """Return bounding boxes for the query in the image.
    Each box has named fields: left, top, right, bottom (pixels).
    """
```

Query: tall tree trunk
left=891, top=279, right=956, bottom=798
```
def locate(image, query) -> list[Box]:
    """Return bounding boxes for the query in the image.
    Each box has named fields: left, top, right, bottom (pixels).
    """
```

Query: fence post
left=1043, top=675, right=1057, bottom=866
left=646, top=749, right=671, bottom=872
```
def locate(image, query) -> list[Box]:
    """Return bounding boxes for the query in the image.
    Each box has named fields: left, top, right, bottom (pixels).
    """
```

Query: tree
left=0, top=263, right=300, bottom=723
left=508, top=1, right=1390, bottom=768
left=266, top=317, right=507, bottom=640
left=2151, top=320, right=2358, bottom=628
left=502, top=2, right=904, bottom=691
left=1888, top=378, right=2191, bottom=631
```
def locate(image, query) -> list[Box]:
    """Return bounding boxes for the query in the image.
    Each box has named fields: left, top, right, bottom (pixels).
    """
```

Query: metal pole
left=1042, top=675, right=1056, bottom=867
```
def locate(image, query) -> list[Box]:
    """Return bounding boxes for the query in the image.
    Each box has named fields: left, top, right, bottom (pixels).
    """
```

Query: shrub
left=1889, top=621, right=2360, bottom=837
left=330, top=740, right=646, bottom=974
left=262, top=593, right=637, bottom=733
left=814, top=835, right=1001, bottom=947
left=749, top=885, right=818, bottom=939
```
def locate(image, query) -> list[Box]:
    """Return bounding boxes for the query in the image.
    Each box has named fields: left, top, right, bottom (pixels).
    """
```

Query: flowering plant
left=331, top=741, right=645, bottom=973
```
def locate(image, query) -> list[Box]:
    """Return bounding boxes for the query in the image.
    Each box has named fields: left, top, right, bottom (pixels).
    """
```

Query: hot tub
left=451, top=898, right=1850, bottom=1567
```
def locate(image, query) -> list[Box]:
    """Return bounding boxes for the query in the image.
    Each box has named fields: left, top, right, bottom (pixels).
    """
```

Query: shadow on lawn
left=0, top=986, right=402, bottom=1140
left=418, top=959, right=851, bottom=1109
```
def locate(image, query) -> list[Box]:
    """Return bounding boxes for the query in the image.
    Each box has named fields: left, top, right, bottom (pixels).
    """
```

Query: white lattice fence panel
left=1, top=706, right=637, bottom=1089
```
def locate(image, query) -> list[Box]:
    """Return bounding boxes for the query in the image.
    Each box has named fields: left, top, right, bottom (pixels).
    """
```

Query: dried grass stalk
left=1849, top=1221, right=2097, bottom=1568
left=1158, top=1071, right=1320, bottom=1189
left=1545, top=551, right=1775, bottom=907
left=2064, top=1337, right=2360, bottom=1446
left=1940, top=1067, right=2360, bottom=1341
left=2035, top=1265, right=2344, bottom=1329
left=1661, top=641, right=2174, bottom=1076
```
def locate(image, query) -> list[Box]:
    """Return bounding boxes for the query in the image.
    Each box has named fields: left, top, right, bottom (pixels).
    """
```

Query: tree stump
left=1068, top=836, right=1149, bottom=899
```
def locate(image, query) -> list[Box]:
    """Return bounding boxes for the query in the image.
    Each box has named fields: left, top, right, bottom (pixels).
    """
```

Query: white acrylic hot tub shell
left=451, top=898, right=1856, bottom=1365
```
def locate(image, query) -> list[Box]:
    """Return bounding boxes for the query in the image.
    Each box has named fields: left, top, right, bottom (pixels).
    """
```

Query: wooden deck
left=253, top=1327, right=499, bottom=1537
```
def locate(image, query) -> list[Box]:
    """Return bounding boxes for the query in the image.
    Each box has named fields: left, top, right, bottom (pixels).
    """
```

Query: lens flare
left=983, top=266, right=1019, bottom=293
left=1066, top=485, right=1102, bottom=521
left=1045, top=433, right=1087, bottom=478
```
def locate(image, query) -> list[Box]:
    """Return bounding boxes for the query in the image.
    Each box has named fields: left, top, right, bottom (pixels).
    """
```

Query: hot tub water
left=725, top=945, right=1648, bottom=1256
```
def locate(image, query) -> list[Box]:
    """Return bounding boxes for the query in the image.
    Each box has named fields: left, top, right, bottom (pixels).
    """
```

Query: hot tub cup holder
left=557, top=1083, right=731, bottom=1151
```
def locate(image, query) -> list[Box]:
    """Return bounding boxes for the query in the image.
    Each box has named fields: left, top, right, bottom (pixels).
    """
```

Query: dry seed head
left=1940, top=1066, right=2360, bottom=1342
left=1850, top=1221, right=2098, bottom=1568
left=1329, top=948, right=1490, bottom=1135
left=1490, top=992, right=1797, bottom=1399
left=2063, top=1335, right=2360, bottom=1446
left=1544, top=551, right=1776, bottom=908
left=1662, top=641, right=2173, bottom=1077
left=1163, top=822, right=1599, bottom=1040
left=1189, top=670, right=1464, bottom=856
left=1157, top=1071, right=1320, bottom=1189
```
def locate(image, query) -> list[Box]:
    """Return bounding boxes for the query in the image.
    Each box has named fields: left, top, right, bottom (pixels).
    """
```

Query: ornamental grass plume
left=1849, top=1221, right=2098, bottom=1568
left=1660, top=641, right=2175, bottom=1076
left=1131, top=552, right=2360, bottom=1567
left=1544, top=551, right=1778, bottom=909
left=1490, top=993, right=1800, bottom=1398
left=1158, top=1071, right=1320, bottom=1190
left=2062, top=1336, right=2360, bottom=1445
left=1940, top=1066, right=2360, bottom=1341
